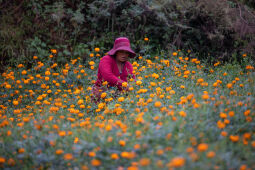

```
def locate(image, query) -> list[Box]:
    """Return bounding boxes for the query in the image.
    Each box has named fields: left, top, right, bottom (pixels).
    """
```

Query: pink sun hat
left=107, top=37, right=136, bottom=58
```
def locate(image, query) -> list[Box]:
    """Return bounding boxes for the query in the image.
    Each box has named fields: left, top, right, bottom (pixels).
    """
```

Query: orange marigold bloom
left=172, top=52, right=178, bottom=56
left=21, top=70, right=27, bottom=75
left=251, top=141, right=255, bottom=148
left=0, top=157, right=6, bottom=163
left=207, top=151, right=215, bottom=158
left=221, top=131, right=228, bottom=137
left=217, top=120, right=226, bottom=129
left=64, top=153, right=73, bottom=160
left=229, top=135, right=239, bottom=142
left=88, top=152, right=96, bottom=157
left=119, top=140, right=126, bottom=146
left=91, top=159, right=101, bottom=166
left=144, top=37, right=149, bottom=41
left=111, top=153, right=119, bottom=160
left=51, top=49, right=57, bottom=54
left=167, top=157, right=185, bottom=168
left=179, top=111, right=187, bottom=117
left=154, top=101, right=162, bottom=107
left=226, top=83, right=233, bottom=88
left=13, top=100, right=19, bottom=106
left=56, top=149, right=64, bottom=155
left=139, top=158, right=151, bottom=166
left=197, top=143, right=208, bottom=152
left=94, top=48, right=100, bottom=52
left=118, top=97, right=125, bottom=102
left=18, top=148, right=25, bottom=153
left=59, top=131, right=66, bottom=137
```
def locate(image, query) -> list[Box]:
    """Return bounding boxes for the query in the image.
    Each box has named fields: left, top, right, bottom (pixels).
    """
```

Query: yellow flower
left=89, top=61, right=95, bottom=66
left=206, top=151, right=215, bottom=158
left=56, top=149, right=64, bottom=155
left=18, top=148, right=25, bottom=154
left=13, top=100, right=19, bottom=106
left=51, top=49, right=57, bottom=54
left=94, top=48, right=100, bottom=52
left=167, top=157, right=185, bottom=168
left=21, top=70, right=27, bottom=75
left=63, top=153, right=73, bottom=160
left=139, top=158, right=150, bottom=166
left=229, top=135, right=239, bottom=142
left=59, top=131, right=66, bottom=137
left=136, top=80, right=142, bottom=85
left=122, top=82, right=128, bottom=87
left=88, top=152, right=96, bottom=157
left=118, top=97, right=125, bottom=102
left=0, top=157, right=6, bottom=164
left=77, top=99, right=84, bottom=105
left=172, top=52, right=178, bottom=56
left=179, top=111, right=186, bottom=117
left=119, top=140, right=126, bottom=146
left=197, top=143, right=208, bottom=152
left=154, top=101, right=162, bottom=107
left=45, top=71, right=51, bottom=76
left=91, top=159, right=101, bottom=166
left=111, top=153, right=119, bottom=160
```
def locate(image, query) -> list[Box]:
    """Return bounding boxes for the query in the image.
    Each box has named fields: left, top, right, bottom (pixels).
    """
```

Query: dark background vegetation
left=0, top=0, right=255, bottom=72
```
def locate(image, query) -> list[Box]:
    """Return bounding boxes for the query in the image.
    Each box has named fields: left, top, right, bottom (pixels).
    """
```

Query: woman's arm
left=99, top=56, right=124, bottom=89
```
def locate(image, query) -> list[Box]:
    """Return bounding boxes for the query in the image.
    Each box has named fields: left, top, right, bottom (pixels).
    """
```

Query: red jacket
left=95, top=55, right=135, bottom=89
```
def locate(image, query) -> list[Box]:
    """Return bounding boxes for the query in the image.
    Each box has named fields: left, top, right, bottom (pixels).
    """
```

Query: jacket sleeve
left=99, top=57, right=124, bottom=89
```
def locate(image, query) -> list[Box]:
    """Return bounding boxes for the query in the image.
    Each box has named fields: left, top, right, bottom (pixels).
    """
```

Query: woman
left=92, top=37, right=136, bottom=102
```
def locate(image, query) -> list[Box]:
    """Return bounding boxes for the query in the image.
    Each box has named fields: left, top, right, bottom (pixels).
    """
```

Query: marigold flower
left=136, top=80, right=142, bottom=85
left=221, top=131, right=228, bottom=137
left=179, top=111, right=187, bottom=117
left=59, top=131, right=66, bottom=137
left=197, top=143, right=208, bottom=152
left=91, top=159, right=101, bottom=166
left=207, top=151, right=215, bottom=158
left=144, top=37, right=149, bottom=41
left=18, top=148, right=25, bottom=153
left=172, top=52, right=178, bottom=56
left=167, top=157, right=185, bottom=168
left=139, top=158, right=150, bottom=166
left=119, top=140, right=126, bottom=146
left=13, top=100, right=19, bottom=106
left=229, top=135, right=239, bottom=142
left=21, top=70, right=27, bottom=75
left=0, top=157, right=6, bottom=163
left=111, top=153, right=119, bottom=160
left=51, top=49, right=57, bottom=54
left=118, top=97, right=125, bottom=102
left=56, top=149, right=64, bottom=155
left=122, top=82, right=128, bottom=87
left=88, top=152, right=96, bottom=157
left=217, top=120, right=225, bottom=129
left=154, top=101, right=162, bottom=107
left=64, top=153, right=73, bottom=160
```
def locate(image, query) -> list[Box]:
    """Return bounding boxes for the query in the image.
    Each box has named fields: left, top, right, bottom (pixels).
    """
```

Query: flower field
left=0, top=48, right=255, bottom=169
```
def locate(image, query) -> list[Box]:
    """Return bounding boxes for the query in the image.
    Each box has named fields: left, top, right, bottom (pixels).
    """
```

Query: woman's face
left=116, top=50, right=129, bottom=62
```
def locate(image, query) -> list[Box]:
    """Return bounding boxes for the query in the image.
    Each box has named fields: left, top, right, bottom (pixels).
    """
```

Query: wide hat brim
left=107, top=47, right=136, bottom=58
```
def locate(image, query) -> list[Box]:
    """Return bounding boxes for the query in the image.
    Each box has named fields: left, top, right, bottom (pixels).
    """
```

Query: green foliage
left=0, top=0, right=255, bottom=71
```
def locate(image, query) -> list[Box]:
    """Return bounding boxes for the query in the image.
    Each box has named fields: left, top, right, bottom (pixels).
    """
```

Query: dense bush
left=0, top=0, right=255, bottom=71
